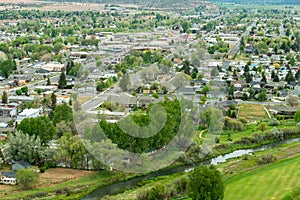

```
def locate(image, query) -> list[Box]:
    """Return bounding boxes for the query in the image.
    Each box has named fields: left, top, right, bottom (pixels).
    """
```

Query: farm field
left=224, top=155, right=300, bottom=200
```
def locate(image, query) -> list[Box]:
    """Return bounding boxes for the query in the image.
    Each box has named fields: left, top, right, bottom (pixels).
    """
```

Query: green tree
left=51, top=92, right=57, bottom=108
left=52, top=103, right=73, bottom=125
left=2, top=90, right=8, bottom=104
left=257, top=122, right=268, bottom=132
left=47, top=77, right=51, bottom=86
left=188, top=165, right=224, bottom=200
left=4, top=130, right=46, bottom=165
left=17, top=116, right=56, bottom=144
left=16, top=89, right=22, bottom=96
left=58, top=71, right=67, bottom=89
left=285, top=70, right=295, bottom=84
left=17, top=168, right=39, bottom=189
left=21, top=86, right=29, bottom=96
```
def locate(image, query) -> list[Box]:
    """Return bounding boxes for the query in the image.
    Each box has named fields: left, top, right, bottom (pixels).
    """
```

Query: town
left=0, top=0, right=299, bottom=199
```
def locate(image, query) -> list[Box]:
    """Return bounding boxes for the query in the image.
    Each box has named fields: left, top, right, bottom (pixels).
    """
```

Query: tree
left=51, top=92, right=57, bottom=108
left=46, top=77, right=51, bottom=86
left=58, top=71, right=67, bottom=89
left=285, top=70, right=295, bottom=84
left=17, top=117, right=56, bottom=144
left=2, top=90, right=8, bottom=104
left=258, top=90, right=267, bottom=101
left=21, top=86, right=29, bottom=96
left=295, top=110, right=300, bottom=122
left=257, top=122, right=268, bottom=132
left=52, top=103, right=73, bottom=125
left=17, top=168, right=39, bottom=189
left=4, top=130, right=46, bottom=165
left=245, top=72, right=253, bottom=83
left=66, top=59, right=74, bottom=75
left=16, top=89, right=22, bottom=96
left=188, top=165, right=224, bottom=200
left=119, top=73, right=130, bottom=92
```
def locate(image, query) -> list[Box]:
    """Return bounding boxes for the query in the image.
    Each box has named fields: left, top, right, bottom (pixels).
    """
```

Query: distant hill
left=209, top=0, right=300, bottom=5
left=44, top=0, right=206, bottom=8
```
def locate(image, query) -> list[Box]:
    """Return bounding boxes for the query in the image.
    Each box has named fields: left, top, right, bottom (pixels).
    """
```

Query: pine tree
left=2, top=90, right=8, bottom=104
left=58, top=71, right=66, bottom=89
left=46, top=77, right=51, bottom=86
left=51, top=93, right=56, bottom=108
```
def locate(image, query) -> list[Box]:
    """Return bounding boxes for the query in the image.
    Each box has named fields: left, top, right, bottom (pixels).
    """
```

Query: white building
left=16, top=108, right=41, bottom=123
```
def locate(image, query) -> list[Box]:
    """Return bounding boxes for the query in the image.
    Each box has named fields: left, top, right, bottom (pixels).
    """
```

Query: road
left=0, top=75, right=59, bottom=95
left=228, top=21, right=256, bottom=57
left=80, top=87, right=119, bottom=112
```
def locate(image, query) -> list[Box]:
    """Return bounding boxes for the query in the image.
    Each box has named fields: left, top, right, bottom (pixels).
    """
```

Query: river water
left=82, top=138, right=300, bottom=200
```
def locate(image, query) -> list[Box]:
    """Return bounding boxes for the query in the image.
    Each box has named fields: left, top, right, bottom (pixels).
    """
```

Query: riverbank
left=108, top=141, right=300, bottom=200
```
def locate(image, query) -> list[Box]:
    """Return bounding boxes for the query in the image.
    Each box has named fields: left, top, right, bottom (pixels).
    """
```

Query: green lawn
left=224, top=155, right=300, bottom=200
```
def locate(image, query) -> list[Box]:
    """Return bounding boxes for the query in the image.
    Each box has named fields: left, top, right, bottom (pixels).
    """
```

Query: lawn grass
left=224, top=155, right=300, bottom=200
left=238, top=104, right=267, bottom=121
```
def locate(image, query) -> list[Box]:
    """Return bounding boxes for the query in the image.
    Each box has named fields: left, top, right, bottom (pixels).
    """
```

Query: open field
left=224, top=155, right=300, bottom=200
left=0, top=169, right=127, bottom=199
left=239, top=104, right=267, bottom=121
left=0, top=168, right=95, bottom=196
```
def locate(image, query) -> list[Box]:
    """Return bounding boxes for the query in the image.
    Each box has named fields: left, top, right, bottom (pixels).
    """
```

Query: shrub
left=257, top=154, right=277, bottom=165
left=238, top=117, right=248, bottom=124
left=269, top=118, right=279, bottom=126
left=40, top=166, right=46, bottom=173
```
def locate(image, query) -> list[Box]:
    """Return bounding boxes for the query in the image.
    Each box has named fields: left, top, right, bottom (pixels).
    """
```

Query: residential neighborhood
left=0, top=0, right=298, bottom=199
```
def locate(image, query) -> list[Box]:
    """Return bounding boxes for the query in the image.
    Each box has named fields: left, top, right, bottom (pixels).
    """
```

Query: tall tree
left=4, top=130, right=46, bottom=165
left=188, top=165, right=224, bottom=200
left=119, top=73, right=130, bottom=92
left=58, top=71, right=67, bottom=89
left=51, top=92, right=57, bottom=108
left=46, top=77, right=51, bottom=86
left=17, top=116, right=56, bottom=144
left=2, top=90, right=8, bottom=104
left=52, top=103, right=73, bottom=125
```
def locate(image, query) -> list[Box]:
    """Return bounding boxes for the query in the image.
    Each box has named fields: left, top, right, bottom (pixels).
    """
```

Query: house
left=137, top=96, right=160, bottom=107
left=206, top=91, right=227, bottom=100
left=16, top=108, right=40, bottom=123
left=42, top=62, right=65, bottom=72
left=8, top=96, right=35, bottom=103
left=177, top=87, right=195, bottom=96
left=106, top=93, right=137, bottom=108
left=0, top=105, right=17, bottom=118
left=0, top=172, right=17, bottom=185
left=11, top=160, right=31, bottom=171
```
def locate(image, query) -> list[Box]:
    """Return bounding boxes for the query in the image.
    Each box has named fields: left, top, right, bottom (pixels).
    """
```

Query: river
left=82, top=138, right=300, bottom=200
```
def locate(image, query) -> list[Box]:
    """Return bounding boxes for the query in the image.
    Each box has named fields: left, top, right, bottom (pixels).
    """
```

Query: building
left=11, top=160, right=31, bottom=171
left=0, top=172, right=17, bottom=185
left=42, top=63, right=65, bottom=72
left=16, top=108, right=40, bottom=123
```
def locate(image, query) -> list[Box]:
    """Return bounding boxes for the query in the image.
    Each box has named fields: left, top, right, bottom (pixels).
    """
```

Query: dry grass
left=239, top=104, right=267, bottom=121
left=77, top=96, right=93, bottom=105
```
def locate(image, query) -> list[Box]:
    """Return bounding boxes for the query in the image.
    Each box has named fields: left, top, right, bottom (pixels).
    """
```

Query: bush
left=238, top=117, right=248, bottom=124
left=269, top=118, right=279, bottom=126
left=40, top=166, right=46, bottom=173
left=174, top=177, right=188, bottom=194
left=257, top=154, right=277, bottom=165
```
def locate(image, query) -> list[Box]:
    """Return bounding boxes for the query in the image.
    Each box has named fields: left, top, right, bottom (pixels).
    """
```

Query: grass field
left=239, top=104, right=267, bottom=121
left=224, top=155, right=300, bottom=200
